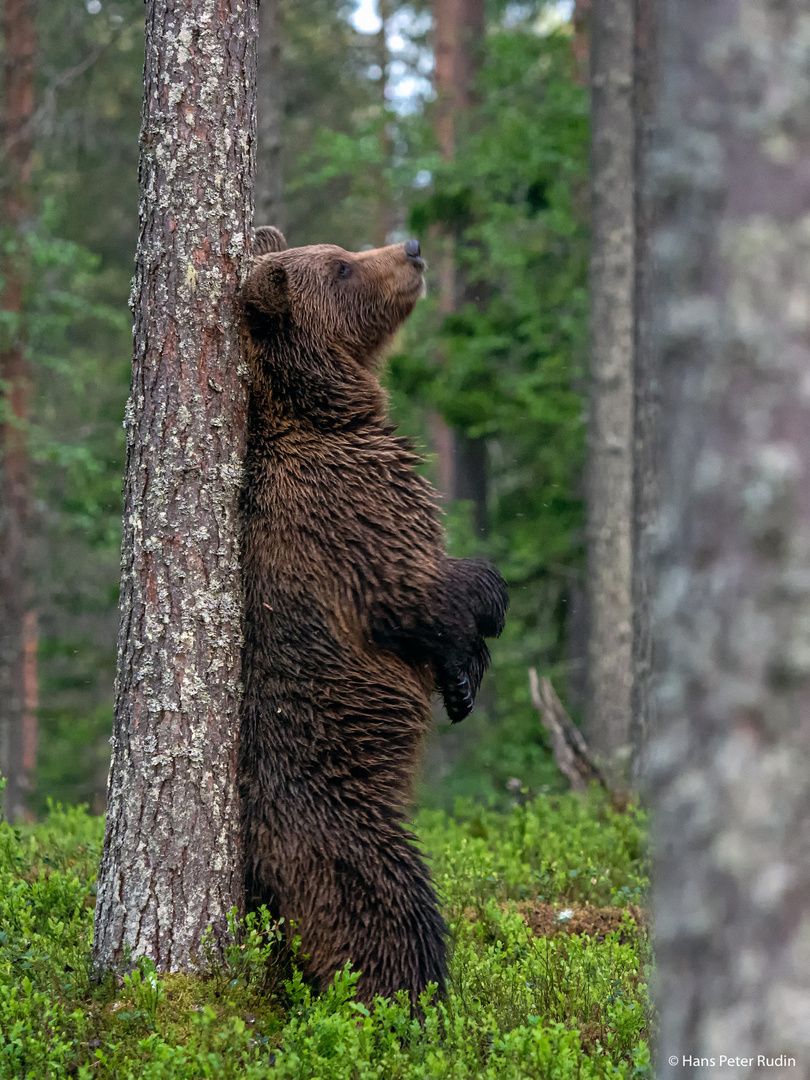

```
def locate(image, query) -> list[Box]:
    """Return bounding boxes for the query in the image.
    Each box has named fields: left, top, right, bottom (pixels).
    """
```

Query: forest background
left=7, top=0, right=587, bottom=816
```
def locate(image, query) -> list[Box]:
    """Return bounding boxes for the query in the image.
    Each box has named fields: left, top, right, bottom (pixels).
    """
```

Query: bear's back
left=243, top=424, right=442, bottom=648
left=241, top=422, right=439, bottom=804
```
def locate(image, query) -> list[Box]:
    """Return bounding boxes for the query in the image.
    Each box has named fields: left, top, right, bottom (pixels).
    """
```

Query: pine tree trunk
left=651, top=0, right=810, bottom=1068
left=374, top=0, right=395, bottom=249
left=93, top=0, right=258, bottom=970
left=585, top=0, right=635, bottom=781
left=432, top=0, right=487, bottom=532
left=256, top=0, right=284, bottom=230
left=572, top=0, right=591, bottom=84
left=630, top=0, right=657, bottom=778
left=0, top=0, right=36, bottom=822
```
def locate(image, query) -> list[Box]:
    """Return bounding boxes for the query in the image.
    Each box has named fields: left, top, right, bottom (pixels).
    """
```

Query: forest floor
left=0, top=790, right=652, bottom=1079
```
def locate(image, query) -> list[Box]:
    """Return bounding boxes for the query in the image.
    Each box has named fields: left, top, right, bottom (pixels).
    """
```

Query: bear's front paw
left=437, top=640, right=490, bottom=723
left=446, top=558, right=509, bottom=639
left=440, top=673, right=474, bottom=723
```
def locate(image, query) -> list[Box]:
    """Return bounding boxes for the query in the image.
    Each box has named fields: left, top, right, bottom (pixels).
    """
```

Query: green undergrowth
left=0, top=791, right=651, bottom=1079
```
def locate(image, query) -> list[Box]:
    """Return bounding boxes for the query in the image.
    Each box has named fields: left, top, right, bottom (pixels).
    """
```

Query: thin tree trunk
left=374, top=0, right=395, bottom=250
left=0, top=0, right=36, bottom=822
left=256, top=0, right=284, bottom=230
left=431, top=0, right=463, bottom=504
left=651, top=0, right=810, bottom=1070
left=585, top=0, right=635, bottom=781
left=21, top=610, right=38, bottom=806
left=93, top=0, right=258, bottom=970
left=434, top=0, right=483, bottom=160
left=432, top=0, right=487, bottom=533
left=630, top=0, right=657, bottom=779
left=572, top=0, right=591, bottom=84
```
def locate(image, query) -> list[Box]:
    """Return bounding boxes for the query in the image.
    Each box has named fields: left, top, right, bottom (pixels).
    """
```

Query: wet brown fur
left=239, top=226, right=508, bottom=1004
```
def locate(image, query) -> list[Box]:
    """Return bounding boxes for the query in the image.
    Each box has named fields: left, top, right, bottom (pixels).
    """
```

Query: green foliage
left=280, top=10, right=590, bottom=806
left=421, top=788, right=648, bottom=912
left=24, top=0, right=591, bottom=813
left=17, top=209, right=127, bottom=816
left=398, top=24, right=589, bottom=803
left=0, top=792, right=651, bottom=1078
left=17, top=0, right=145, bottom=813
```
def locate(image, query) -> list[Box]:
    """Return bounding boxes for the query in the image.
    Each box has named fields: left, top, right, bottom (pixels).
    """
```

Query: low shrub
left=0, top=790, right=651, bottom=1079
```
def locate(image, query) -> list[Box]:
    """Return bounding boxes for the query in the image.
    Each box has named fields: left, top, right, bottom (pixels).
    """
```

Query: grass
left=0, top=790, right=652, bottom=1079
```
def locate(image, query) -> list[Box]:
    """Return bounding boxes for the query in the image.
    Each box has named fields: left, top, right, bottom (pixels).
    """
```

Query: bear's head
left=242, top=226, right=426, bottom=370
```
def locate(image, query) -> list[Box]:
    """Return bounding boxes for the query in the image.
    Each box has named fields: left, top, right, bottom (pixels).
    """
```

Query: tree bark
left=93, top=0, right=258, bottom=970
left=434, top=0, right=483, bottom=160
left=0, top=0, right=36, bottom=822
left=432, top=0, right=487, bottom=533
left=374, top=0, right=395, bottom=249
left=572, top=0, right=591, bottom=85
left=585, top=0, right=635, bottom=781
left=256, top=0, right=284, bottom=230
left=650, top=0, right=810, bottom=1071
left=630, top=0, right=657, bottom=779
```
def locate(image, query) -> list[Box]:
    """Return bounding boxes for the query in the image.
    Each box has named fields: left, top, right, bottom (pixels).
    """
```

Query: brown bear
left=238, top=225, right=508, bottom=1005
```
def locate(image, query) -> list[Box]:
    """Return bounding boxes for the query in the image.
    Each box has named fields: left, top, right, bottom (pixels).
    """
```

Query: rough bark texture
left=630, top=0, right=657, bottom=779
left=650, top=1, right=810, bottom=1072
left=0, top=0, right=36, bottom=822
left=431, top=0, right=487, bottom=533
left=93, top=0, right=258, bottom=971
left=256, top=0, right=284, bottom=230
left=586, top=0, right=635, bottom=780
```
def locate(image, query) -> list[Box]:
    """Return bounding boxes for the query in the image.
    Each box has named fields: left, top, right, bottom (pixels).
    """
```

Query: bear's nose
left=404, top=239, right=421, bottom=259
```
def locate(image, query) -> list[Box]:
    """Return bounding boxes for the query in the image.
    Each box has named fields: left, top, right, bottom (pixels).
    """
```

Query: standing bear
left=239, top=226, right=508, bottom=1005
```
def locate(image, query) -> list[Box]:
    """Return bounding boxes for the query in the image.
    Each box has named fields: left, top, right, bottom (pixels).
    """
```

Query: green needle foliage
left=291, top=10, right=589, bottom=805
left=0, top=788, right=651, bottom=1078
left=395, top=23, right=589, bottom=803
left=23, top=1, right=589, bottom=811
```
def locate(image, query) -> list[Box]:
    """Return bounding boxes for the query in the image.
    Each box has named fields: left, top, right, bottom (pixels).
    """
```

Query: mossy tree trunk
left=585, top=0, right=635, bottom=782
left=651, top=0, right=810, bottom=1068
left=0, top=0, right=36, bottom=822
left=93, top=0, right=258, bottom=970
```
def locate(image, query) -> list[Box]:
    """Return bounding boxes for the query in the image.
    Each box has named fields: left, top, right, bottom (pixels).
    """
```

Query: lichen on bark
left=93, top=0, right=259, bottom=971
left=650, top=1, right=810, bottom=1071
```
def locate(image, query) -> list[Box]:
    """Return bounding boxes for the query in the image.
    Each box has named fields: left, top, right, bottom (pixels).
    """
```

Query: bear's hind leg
left=288, top=817, right=447, bottom=1007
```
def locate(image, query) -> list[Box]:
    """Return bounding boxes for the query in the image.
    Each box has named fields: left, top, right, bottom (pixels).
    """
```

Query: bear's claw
left=441, top=675, right=474, bottom=723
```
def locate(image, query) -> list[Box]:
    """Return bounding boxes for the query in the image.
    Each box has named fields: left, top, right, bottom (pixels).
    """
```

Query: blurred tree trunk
left=431, top=0, right=487, bottom=536
left=629, top=0, right=657, bottom=779
left=93, top=0, right=258, bottom=970
left=572, top=0, right=590, bottom=84
left=256, top=0, right=284, bottom=230
left=374, top=0, right=394, bottom=249
left=585, top=0, right=635, bottom=781
left=651, top=0, right=810, bottom=1070
left=0, top=0, right=36, bottom=821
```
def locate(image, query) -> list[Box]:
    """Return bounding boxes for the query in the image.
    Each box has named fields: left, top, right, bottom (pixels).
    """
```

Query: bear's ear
left=254, top=226, right=288, bottom=255
left=242, top=261, right=289, bottom=319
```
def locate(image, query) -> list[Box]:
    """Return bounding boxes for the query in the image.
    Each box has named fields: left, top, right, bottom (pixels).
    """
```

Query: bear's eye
left=336, top=261, right=353, bottom=280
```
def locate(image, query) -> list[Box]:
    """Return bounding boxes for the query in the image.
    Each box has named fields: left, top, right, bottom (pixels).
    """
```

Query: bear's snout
left=404, top=238, right=425, bottom=271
